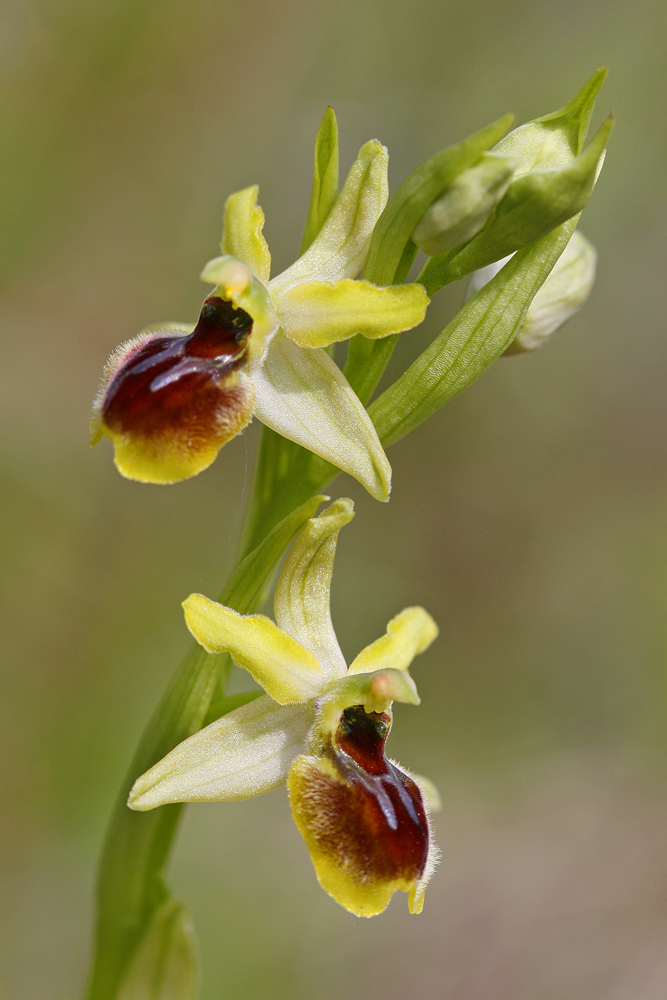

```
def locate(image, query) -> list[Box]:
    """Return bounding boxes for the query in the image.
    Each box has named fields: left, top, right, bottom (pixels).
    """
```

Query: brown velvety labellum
left=328, top=706, right=429, bottom=883
left=102, top=297, right=253, bottom=441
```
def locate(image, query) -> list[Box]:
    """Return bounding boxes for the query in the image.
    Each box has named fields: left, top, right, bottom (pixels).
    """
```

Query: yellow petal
left=182, top=594, right=324, bottom=704
left=276, top=279, right=429, bottom=349
left=348, top=606, right=439, bottom=675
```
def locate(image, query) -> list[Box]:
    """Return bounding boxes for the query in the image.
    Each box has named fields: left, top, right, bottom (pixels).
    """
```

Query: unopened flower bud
left=466, top=230, right=597, bottom=352
left=412, top=153, right=516, bottom=256
left=90, top=295, right=255, bottom=483
left=117, top=900, right=198, bottom=1000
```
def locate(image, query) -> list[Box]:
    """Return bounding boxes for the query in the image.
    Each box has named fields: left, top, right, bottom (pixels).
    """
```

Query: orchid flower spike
left=91, top=119, right=430, bottom=501
left=129, top=499, right=440, bottom=917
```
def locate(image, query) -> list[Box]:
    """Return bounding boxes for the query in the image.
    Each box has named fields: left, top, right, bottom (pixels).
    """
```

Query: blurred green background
left=2, top=0, right=667, bottom=997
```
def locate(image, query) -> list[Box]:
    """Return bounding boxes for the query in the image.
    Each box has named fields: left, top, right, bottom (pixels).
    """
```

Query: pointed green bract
left=276, top=278, right=429, bottom=347
left=300, top=107, right=340, bottom=255
left=221, top=185, right=271, bottom=283
left=370, top=214, right=580, bottom=446
left=117, top=900, right=198, bottom=1000
left=420, top=115, right=612, bottom=292
left=348, top=607, right=439, bottom=675
left=128, top=696, right=314, bottom=809
left=494, top=67, right=607, bottom=172
left=251, top=333, right=392, bottom=501
left=269, top=139, right=389, bottom=294
left=274, top=499, right=354, bottom=680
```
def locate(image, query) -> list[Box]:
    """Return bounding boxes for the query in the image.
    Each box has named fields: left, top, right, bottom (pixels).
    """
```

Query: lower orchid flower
left=91, top=115, right=429, bottom=501
left=128, top=499, right=440, bottom=917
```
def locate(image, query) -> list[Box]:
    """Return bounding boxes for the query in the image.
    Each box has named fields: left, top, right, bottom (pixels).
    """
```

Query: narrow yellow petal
left=276, top=279, right=429, bottom=348
left=183, top=594, right=324, bottom=704
left=348, top=606, right=439, bottom=675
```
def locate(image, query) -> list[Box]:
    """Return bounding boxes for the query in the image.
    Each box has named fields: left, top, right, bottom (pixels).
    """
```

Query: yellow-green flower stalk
left=129, top=500, right=440, bottom=917
left=91, top=128, right=428, bottom=501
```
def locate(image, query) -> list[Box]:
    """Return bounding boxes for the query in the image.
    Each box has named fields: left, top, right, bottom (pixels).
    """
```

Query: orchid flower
left=91, top=138, right=429, bottom=501
left=128, top=499, right=440, bottom=917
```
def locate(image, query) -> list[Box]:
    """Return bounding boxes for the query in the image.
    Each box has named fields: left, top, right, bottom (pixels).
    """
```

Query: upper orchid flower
left=91, top=133, right=429, bottom=501
left=128, top=499, right=440, bottom=917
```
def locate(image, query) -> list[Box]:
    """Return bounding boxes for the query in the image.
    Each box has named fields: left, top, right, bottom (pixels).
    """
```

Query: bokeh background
left=2, top=0, right=667, bottom=997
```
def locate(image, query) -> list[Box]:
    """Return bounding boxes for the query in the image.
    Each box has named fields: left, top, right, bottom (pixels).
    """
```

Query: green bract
left=116, top=901, right=198, bottom=1000
left=412, top=152, right=517, bottom=256
left=466, top=230, right=598, bottom=354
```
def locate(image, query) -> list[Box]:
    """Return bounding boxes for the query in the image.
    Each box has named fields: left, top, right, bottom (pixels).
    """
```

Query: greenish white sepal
left=252, top=333, right=392, bottom=501
left=513, top=231, right=596, bottom=351
left=117, top=900, right=198, bottom=1000
left=269, top=139, right=389, bottom=294
left=412, top=153, right=516, bottom=256
left=274, top=499, right=354, bottom=680
left=128, top=696, right=314, bottom=808
left=275, top=278, right=429, bottom=348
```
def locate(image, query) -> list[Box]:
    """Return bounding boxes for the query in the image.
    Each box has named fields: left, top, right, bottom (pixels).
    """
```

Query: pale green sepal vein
left=129, top=696, right=314, bottom=809
left=300, top=107, right=339, bottom=255
left=252, top=332, right=392, bottom=501
left=274, top=498, right=354, bottom=680
left=370, top=215, right=581, bottom=447
left=270, top=139, right=388, bottom=294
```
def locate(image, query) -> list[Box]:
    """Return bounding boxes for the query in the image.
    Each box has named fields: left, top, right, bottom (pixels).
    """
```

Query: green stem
left=86, top=490, right=326, bottom=1000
